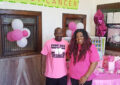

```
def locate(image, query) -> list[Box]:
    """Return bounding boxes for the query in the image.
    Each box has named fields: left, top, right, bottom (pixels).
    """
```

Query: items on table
left=102, top=56, right=120, bottom=74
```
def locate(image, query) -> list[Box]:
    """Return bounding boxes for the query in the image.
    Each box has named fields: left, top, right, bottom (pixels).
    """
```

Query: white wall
left=95, top=0, right=120, bottom=5
left=0, top=0, right=95, bottom=46
left=1, top=0, right=119, bottom=46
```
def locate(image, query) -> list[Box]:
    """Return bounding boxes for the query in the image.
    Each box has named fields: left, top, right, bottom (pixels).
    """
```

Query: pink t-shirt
left=69, top=44, right=100, bottom=81
left=41, top=38, right=69, bottom=78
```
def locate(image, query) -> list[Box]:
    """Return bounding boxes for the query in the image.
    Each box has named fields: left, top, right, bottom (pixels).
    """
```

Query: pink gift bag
left=102, top=56, right=109, bottom=70
left=102, top=56, right=114, bottom=71
left=115, top=60, right=120, bottom=71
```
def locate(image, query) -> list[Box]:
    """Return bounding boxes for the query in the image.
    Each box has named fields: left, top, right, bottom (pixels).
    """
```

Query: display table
left=92, top=73, right=120, bottom=85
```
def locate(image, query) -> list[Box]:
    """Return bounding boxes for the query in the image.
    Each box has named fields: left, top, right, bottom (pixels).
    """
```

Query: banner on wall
left=0, top=0, right=79, bottom=10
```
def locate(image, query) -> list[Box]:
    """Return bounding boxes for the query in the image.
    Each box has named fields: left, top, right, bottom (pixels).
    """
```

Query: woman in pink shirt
left=67, top=29, right=100, bottom=85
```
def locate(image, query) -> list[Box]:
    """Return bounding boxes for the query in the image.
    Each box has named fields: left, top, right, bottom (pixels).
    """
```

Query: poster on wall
left=106, top=24, right=120, bottom=49
left=107, top=12, right=120, bottom=24
left=0, top=0, right=79, bottom=9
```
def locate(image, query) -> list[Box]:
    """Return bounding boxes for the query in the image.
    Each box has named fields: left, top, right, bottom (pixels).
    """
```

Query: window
left=0, top=10, right=42, bottom=58
left=62, top=13, right=86, bottom=37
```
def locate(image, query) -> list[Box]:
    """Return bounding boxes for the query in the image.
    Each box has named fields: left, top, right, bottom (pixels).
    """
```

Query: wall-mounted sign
left=0, top=0, right=79, bottom=10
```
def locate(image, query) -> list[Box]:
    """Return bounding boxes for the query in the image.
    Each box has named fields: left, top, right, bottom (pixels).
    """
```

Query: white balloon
left=22, top=28, right=31, bottom=38
left=12, top=19, right=23, bottom=30
left=66, top=29, right=72, bottom=37
left=17, top=38, right=28, bottom=48
left=76, top=22, right=84, bottom=29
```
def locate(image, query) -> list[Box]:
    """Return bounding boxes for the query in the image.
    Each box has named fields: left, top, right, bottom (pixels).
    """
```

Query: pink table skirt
left=92, top=73, right=120, bottom=85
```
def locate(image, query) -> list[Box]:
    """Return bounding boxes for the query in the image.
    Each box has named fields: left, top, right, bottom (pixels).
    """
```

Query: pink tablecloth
left=92, top=73, right=120, bottom=85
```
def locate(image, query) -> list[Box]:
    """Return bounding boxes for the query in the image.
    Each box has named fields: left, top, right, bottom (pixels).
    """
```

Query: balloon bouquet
left=94, top=9, right=107, bottom=37
left=66, top=21, right=84, bottom=37
left=7, top=19, right=31, bottom=48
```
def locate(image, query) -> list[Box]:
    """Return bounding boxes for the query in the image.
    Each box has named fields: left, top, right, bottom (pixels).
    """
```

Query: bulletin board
left=91, top=36, right=106, bottom=59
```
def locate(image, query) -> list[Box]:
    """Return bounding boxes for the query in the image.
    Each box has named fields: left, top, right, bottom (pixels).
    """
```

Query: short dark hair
left=54, top=27, right=62, bottom=34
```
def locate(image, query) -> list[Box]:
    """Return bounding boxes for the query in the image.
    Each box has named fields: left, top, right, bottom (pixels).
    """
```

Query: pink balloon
left=7, top=32, right=15, bottom=42
left=22, top=30, right=28, bottom=37
left=98, top=20, right=103, bottom=25
left=11, top=29, right=23, bottom=41
left=68, top=22, right=76, bottom=31
left=94, top=9, right=104, bottom=25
